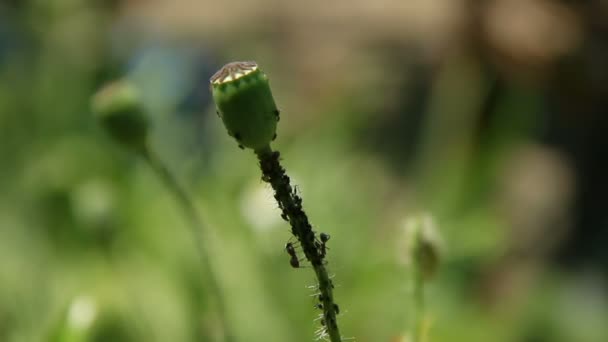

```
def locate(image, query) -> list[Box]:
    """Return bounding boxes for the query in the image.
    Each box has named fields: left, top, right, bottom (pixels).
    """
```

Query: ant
left=315, top=232, right=330, bottom=258
left=320, top=232, right=330, bottom=244
left=285, top=242, right=302, bottom=268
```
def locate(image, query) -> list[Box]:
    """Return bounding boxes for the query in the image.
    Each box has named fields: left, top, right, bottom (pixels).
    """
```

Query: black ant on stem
left=285, top=242, right=306, bottom=268
left=315, top=232, right=330, bottom=258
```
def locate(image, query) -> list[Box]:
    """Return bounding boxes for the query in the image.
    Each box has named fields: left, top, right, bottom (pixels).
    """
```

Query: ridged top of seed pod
left=210, top=61, right=258, bottom=85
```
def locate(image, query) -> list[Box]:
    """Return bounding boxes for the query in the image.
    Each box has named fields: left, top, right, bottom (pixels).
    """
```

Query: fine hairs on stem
left=210, top=61, right=344, bottom=341
left=91, top=80, right=234, bottom=342
left=256, top=147, right=342, bottom=342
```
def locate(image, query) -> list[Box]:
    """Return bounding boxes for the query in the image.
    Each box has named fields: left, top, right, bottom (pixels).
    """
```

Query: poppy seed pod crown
left=210, top=61, right=278, bottom=151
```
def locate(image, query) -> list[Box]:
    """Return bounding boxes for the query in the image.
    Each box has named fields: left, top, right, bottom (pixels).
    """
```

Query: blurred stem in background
left=403, top=214, right=442, bottom=342
left=415, top=55, right=485, bottom=214
left=412, top=263, right=425, bottom=342
left=140, top=144, right=234, bottom=342
left=92, top=80, right=233, bottom=342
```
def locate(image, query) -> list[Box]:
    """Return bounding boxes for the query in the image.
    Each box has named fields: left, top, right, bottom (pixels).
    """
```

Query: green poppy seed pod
left=91, top=80, right=148, bottom=150
left=210, top=61, right=278, bottom=151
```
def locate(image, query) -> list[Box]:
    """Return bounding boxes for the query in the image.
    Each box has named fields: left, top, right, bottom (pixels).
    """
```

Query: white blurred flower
left=67, top=295, right=97, bottom=331
left=240, top=181, right=283, bottom=233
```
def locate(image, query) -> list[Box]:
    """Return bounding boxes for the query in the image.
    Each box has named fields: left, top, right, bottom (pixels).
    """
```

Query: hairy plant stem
left=140, top=144, right=234, bottom=342
left=256, top=146, right=342, bottom=342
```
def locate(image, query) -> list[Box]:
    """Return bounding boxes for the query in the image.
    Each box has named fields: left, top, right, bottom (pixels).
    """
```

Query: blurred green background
left=1, top=0, right=608, bottom=341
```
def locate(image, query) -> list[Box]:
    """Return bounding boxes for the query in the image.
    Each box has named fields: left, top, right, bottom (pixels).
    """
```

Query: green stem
left=412, top=225, right=427, bottom=342
left=255, top=146, right=342, bottom=342
left=413, top=267, right=424, bottom=342
left=140, top=144, right=234, bottom=342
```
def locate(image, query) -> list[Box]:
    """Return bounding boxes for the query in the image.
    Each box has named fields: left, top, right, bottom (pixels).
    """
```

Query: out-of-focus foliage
left=1, top=0, right=608, bottom=341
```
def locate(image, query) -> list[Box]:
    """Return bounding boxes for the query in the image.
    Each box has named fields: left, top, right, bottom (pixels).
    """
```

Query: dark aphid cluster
left=315, top=281, right=339, bottom=331
left=285, top=232, right=331, bottom=269
left=258, top=150, right=341, bottom=333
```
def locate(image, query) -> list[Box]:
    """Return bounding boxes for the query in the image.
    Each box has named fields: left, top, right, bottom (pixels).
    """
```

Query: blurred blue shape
left=0, top=7, right=27, bottom=64
left=124, top=42, right=218, bottom=116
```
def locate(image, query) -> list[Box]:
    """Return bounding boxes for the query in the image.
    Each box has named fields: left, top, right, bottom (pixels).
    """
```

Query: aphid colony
left=286, top=232, right=338, bottom=334
left=314, top=293, right=340, bottom=331
left=285, top=232, right=330, bottom=268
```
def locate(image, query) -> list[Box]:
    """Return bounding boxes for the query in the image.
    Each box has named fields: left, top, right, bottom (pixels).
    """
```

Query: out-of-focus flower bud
left=91, top=80, right=148, bottom=150
left=400, top=213, right=443, bottom=281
